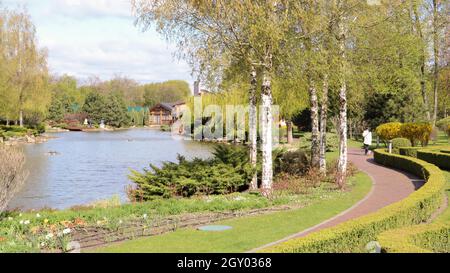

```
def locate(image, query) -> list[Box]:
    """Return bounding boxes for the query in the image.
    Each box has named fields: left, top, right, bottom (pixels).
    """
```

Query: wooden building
left=148, top=101, right=186, bottom=126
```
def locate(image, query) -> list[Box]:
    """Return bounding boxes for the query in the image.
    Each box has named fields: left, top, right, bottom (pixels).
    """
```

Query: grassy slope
left=91, top=172, right=372, bottom=253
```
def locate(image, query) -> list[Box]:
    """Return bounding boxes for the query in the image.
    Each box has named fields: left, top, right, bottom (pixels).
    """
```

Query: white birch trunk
left=432, top=0, right=439, bottom=127
left=310, top=83, right=320, bottom=169
left=319, top=75, right=329, bottom=174
left=336, top=11, right=348, bottom=188
left=249, top=67, right=258, bottom=190
left=19, top=110, right=23, bottom=127
left=286, top=121, right=293, bottom=144
left=261, top=69, right=273, bottom=196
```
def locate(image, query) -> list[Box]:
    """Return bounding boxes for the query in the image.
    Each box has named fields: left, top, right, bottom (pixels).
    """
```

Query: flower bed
left=260, top=150, right=446, bottom=253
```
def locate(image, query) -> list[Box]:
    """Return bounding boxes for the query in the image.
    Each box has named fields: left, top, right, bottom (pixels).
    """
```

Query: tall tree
left=335, top=0, right=349, bottom=188
left=0, top=8, right=49, bottom=127
left=133, top=0, right=291, bottom=194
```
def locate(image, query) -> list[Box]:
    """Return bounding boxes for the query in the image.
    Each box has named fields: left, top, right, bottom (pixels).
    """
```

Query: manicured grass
left=0, top=193, right=293, bottom=253
left=90, top=172, right=372, bottom=253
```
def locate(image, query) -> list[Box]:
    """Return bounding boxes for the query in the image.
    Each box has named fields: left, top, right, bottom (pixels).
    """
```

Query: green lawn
left=90, top=172, right=372, bottom=253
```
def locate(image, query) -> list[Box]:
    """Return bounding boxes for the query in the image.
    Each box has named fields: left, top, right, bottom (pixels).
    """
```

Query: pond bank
left=8, top=129, right=213, bottom=210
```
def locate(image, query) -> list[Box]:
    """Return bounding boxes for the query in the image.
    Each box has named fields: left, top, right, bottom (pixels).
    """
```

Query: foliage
left=363, top=91, right=426, bottom=131
left=417, top=150, right=450, bottom=171
left=0, top=192, right=290, bottom=253
left=274, top=150, right=310, bottom=176
left=292, top=109, right=312, bottom=132
left=91, top=172, right=373, bottom=253
left=436, top=117, right=450, bottom=132
left=376, top=122, right=402, bottom=141
left=129, top=109, right=147, bottom=126
left=299, top=132, right=338, bottom=152
left=0, top=125, right=39, bottom=139
left=81, top=92, right=106, bottom=125
left=0, top=146, right=27, bottom=212
left=378, top=223, right=450, bottom=253
left=391, top=138, right=412, bottom=154
left=0, top=7, right=50, bottom=125
left=399, top=147, right=422, bottom=158
left=47, top=95, right=66, bottom=122
left=103, top=93, right=130, bottom=128
left=400, top=123, right=433, bottom=147
left=142, top=80, right=191, bottom=107
left=128, top=145, right=254, bottom=200
left=261, top=150, right=446, bottom=253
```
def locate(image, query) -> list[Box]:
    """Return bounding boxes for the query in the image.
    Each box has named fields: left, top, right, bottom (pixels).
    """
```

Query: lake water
left=8, top=129, right=213, bottom=210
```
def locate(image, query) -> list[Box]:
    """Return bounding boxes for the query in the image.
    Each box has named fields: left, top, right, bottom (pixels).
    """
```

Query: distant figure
left=83, top=118, right=88, bottom=126
left=363, top=128, right=373, bottom=156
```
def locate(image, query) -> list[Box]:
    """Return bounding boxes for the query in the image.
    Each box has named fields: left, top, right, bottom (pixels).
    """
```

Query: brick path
left=249, top=147, right=424, bottom=252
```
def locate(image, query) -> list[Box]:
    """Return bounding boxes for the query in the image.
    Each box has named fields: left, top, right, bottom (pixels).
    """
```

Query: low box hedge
left=260, top=149, right=446, bottom=253
left=399, top=147, right=422, bottom=158
left=417, top=150, right=450, bottom=171
left=378, top=223, right=450, bottom=253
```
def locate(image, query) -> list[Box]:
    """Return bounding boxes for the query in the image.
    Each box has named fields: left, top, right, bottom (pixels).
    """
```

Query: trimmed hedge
left=378, top=223, right=450, bottom=253
left=260, top=150, right=446, bottom=253
left=399, top=147, right=422, bottom=158
left=417, top=150, right=450, bottom=171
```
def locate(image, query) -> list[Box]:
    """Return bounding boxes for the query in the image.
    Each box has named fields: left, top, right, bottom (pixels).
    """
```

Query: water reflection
left=8, top=129, right=212, bottom=210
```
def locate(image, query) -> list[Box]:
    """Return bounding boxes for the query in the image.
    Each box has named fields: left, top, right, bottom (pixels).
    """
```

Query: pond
left=8, top=129, right=213, bottom=210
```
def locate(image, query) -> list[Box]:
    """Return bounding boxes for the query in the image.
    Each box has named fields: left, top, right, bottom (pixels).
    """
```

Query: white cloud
left=47, top=0, right=133, bottom=18
left=2, top=0, right=194, bottom=84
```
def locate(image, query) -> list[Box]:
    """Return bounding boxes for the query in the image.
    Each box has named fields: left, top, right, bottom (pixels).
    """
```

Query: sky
left=2, top=0, right=194, bottom=85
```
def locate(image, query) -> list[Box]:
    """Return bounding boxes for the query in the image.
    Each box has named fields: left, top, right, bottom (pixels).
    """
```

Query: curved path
left=249, top=147, right=424, bottom=252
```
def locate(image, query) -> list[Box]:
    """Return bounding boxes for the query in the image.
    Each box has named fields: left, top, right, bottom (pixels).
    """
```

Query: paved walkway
left=249, top=147, right=424, bottom=252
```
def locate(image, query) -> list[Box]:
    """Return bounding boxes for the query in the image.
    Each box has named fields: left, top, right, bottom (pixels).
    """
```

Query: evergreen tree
left=104, top=93, right=130, bottom=128
left=81, top=92, right=106, bottom=125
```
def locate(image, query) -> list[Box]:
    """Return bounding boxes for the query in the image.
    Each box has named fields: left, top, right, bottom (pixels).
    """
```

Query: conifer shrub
left=128, top=145, right=254, bottom=200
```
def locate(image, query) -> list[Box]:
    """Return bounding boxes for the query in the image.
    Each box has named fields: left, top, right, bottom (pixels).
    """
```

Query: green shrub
left=436, top=117, right=450, bottom=132
left=128, top=145, right=254, bottom=200
left=376, top=122, right=402, bottom=141
left=417, top=150, right=450, bottom=171
left=276, top=150, right=310, bottom=176
left=391, top=138, right=412, bottom=153
left=0, top=126, right=28, bottom=134
left=260, top=150, right=445, bottom=253
left=400, top=122, right=432, bottom=147
left=392, top=138, right=411, bottom=148
left=378, top=223, right=450, bottom=253
left=399, top=147, right=422, bottom=158
left=160, top=125, right=171, bottom=132
left=299, top=132, right=338, bottom=152
left=32, top=123, right=46, bottom=134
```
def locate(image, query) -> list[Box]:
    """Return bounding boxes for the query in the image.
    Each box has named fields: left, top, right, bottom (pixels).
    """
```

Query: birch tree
left=335, top=0, right=349, bottom=188
left=132, top=0, right=291, bottom=194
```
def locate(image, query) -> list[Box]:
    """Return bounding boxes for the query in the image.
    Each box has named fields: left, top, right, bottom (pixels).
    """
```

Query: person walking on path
left=363, top=127, right=373, bottom=155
